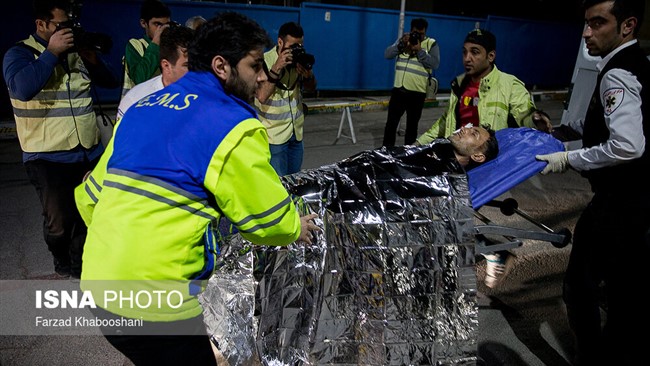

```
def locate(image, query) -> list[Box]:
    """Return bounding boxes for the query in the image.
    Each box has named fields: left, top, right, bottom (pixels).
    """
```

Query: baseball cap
left=464, top=29, right=496, bottom=52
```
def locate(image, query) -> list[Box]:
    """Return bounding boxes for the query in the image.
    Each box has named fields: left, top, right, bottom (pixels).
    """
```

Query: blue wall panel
left=417, top=14, right=486, bottom=91
left=82, top=0, right=299, bottom=103
left=1, top=0, right=582, bottom=112
left=486, top=16, right=583, bottom=88
left=300, top=3, right=485, bottom=91
left=300, top=4, right=397, bottom=90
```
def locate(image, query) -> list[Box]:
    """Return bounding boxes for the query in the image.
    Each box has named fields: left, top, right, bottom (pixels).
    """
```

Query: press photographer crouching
left=3, top=0, right=119, bottom=279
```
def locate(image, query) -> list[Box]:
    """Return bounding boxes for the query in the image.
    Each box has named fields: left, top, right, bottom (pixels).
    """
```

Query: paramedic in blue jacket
left=536, top=1, right=649, bottom=364
left=75, top=12, right=320, bottom=365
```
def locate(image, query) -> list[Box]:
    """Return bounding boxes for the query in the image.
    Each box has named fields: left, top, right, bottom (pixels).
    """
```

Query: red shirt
left=458, top=80, right=480, bottom=129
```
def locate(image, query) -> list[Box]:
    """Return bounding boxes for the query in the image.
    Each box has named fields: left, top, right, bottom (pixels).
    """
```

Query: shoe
left=483, top=251, right=513, bottom=288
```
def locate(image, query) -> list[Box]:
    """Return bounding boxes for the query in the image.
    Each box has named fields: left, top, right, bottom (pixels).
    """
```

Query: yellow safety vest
left=9, top=36, right=99, bottom=153
left=393, top=37, right=435, bottom=93
left=255, top=48, right=305, bottom=144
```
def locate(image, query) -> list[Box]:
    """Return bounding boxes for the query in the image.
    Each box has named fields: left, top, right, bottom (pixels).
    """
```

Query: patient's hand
left=532, top=111, right=553, bottom=133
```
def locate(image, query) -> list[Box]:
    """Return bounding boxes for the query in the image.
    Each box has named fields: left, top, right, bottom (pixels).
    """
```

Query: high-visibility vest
left=393, top=37, right=436, bottom=93
left=9, top=36, right=99, bottom=153
left=255, top=48, right=305, bottom=144
left=77, top=71, right=301, bottom=321
left=121, top=38, right=160, bottom=98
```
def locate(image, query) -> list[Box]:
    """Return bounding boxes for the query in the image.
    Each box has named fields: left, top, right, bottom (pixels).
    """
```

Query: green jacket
left=417, top=65, right=537, bottom=144
left=121, top=36, right=161, bottom=98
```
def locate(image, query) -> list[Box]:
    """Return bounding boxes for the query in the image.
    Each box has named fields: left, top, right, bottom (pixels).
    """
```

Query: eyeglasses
left=46, top=19, right=72, bottom=29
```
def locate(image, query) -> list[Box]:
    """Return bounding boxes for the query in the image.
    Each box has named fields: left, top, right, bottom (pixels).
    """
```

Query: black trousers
left=91, top=307, right=217, bottom=366
left=25, top=158, right=97, bottom=277
left=382, top=87, right=426, bottom=147
left=563, top=191, right=650, bottom=365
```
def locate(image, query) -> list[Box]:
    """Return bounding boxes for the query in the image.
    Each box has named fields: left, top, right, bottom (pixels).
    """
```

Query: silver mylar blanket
left=200, top=141, right=479, bottom=365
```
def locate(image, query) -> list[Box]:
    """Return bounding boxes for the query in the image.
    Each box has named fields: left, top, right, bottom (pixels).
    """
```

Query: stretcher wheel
left=499, top=198, right=518, bottom=216
left=551, top=228, right=572, bottom=248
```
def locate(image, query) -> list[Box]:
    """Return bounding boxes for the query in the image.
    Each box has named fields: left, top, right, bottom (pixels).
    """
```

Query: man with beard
left=75, top=12, right=320, bottom=365
left=416, top=28, right=553, bottom=289
left=417, top=29, right=552, bottom=143
left=447, top=124, right=499, bottom=170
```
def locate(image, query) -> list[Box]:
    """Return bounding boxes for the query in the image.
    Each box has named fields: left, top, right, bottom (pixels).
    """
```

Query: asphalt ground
left=0, top=92, right=593, bottom=365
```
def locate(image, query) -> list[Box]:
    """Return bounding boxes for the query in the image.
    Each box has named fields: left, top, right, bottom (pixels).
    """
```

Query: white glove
left=536, top=152, right=569, bottom=174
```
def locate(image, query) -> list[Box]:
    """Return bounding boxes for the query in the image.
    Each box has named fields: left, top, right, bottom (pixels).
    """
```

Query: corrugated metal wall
left=2, top=0, right=582, bottom=107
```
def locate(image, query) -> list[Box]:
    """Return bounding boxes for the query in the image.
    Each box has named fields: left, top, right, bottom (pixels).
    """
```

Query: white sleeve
left=116, top=94, right=136, bottom=121
left=567, top=68, right=646, bottom=171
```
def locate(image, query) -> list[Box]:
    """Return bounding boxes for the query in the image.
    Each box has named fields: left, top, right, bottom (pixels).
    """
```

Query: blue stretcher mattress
left=467, top=127, right=565, bottom=209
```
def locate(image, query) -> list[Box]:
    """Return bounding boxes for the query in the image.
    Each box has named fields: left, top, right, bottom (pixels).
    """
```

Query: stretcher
left=202, top=129, right=571, bottom=365
left=467, top=127, right=572, bottom=254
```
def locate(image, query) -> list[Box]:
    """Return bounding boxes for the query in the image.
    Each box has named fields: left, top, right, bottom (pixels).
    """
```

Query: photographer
left=256, top=21, right=316, bottom=176
left=121, top=0, right=172, bottom=99
left=2, top=0, right=118, bottom=278
left=382, top=18, right=440, bottom=147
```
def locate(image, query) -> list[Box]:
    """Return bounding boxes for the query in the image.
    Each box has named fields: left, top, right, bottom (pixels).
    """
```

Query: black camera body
left=289, top=44, right=315, bottom=71
left=408, top=31, right=422, bottom=46
left=60, top=1, right=113, bottom=54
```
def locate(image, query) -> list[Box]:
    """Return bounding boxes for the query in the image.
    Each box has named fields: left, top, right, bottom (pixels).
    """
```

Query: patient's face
left=449, top=125, right=489, bottom=158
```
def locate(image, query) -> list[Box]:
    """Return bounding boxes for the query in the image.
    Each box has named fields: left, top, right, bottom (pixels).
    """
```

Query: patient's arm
left=551, top=125, right=582, bottom=142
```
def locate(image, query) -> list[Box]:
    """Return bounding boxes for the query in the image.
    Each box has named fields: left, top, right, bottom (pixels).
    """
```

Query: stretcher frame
left=466, top=127, right=572, bottom=254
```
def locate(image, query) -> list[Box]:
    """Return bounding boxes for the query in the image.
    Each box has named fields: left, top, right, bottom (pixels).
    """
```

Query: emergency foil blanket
left=200, top=142, right=479, bottom=365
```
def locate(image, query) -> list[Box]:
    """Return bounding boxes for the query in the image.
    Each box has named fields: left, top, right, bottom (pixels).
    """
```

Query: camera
left=59, top=0, right=113, bottom=54
left=408, top=31, right=422, bottom=46
left=289, top=44, right=315, bottom=71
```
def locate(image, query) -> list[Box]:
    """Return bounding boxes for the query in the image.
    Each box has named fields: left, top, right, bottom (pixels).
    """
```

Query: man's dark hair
left=411, top=18, right=428, bottom=31
left=482, top=125, right=499, bottom=163
left=160, top=26, right=194, bottom=64
left=278, top=22, right=304, bottom=40
left=140, top=0, right=171, bottom=22
left=32, top=0, right=69, bottom=20
left=466, top=125, right=499, bottom=171
left=583, top=0, right=645, bottom=36
left=465, top=29, right=497, bottom=53
left=188, top=12, right=271, bottom=73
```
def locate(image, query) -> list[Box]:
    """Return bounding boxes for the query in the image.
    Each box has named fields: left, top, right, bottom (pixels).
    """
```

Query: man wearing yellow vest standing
left=382, top=18, right=440, bottom=147
left=121, top=0, right=171, bottom=99
left=2, top=0, right=118, bottom=278
left=256, top=21, right=316, bottom=176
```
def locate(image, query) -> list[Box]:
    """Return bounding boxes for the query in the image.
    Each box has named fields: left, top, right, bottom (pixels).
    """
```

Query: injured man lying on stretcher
left=199, top=127, right=565, bottom=365
left=416, top=123, right=499, bottom=171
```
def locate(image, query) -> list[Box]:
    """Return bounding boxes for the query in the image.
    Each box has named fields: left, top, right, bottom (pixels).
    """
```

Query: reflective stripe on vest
left=255, top=65, right=305, bottom=144
left=9, top=36, right=98, bottom=152
left=121, top=38, right=151, bottom=98
left=393, top=37, right=435, bottom=93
